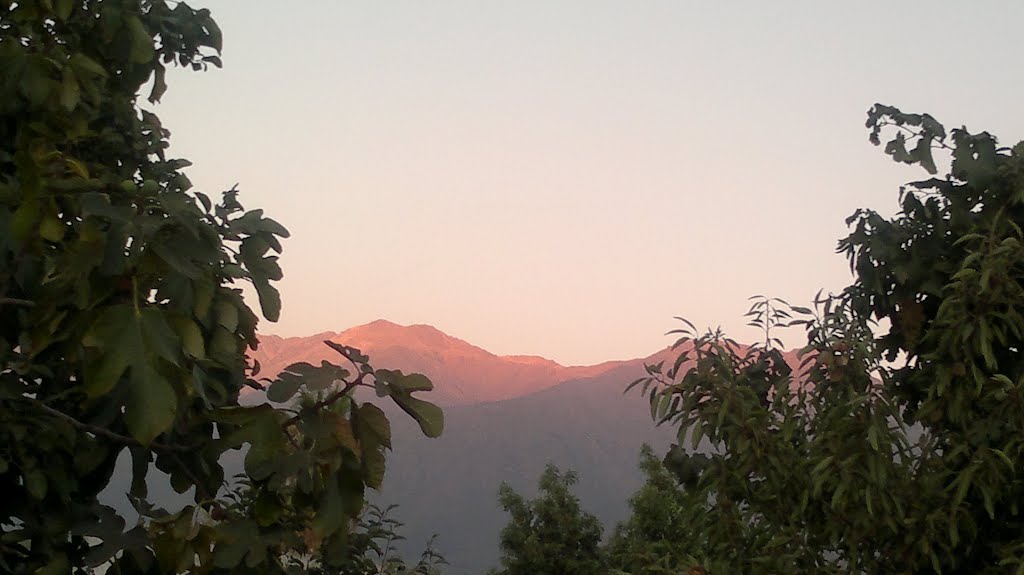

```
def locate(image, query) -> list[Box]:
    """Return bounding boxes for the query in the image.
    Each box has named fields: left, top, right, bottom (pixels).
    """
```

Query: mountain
left=250, top=319, right=634, bottom=405
left=246, top=322, right=675, bottom=573
left=101, top=321, right=803, bottom=574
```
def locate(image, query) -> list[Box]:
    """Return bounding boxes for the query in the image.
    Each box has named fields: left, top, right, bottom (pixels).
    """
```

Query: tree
left=629, top=105, right=1024, bottom=574
left=341, top=504, right=446, bottom=575
left=289, top=504, right=447, bottom=575
left=604, top=445, right=702, bottom=575
left=0, top=2, right=441, bottom=573
left=492, top=464, right=605, bottom=575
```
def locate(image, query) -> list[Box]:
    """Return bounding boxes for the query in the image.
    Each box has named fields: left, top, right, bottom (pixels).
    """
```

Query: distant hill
left=250, top=320, right=634, bottom=405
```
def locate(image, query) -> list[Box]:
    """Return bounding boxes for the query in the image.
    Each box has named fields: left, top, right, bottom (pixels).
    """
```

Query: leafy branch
left=33, top=401, right=195, bottom=453
left=874, top=119, right=954, bottom=151
left=282, top=369, right=370, bottom=428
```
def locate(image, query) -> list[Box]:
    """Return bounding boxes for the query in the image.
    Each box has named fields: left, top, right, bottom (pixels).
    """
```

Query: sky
left=155, top=1, right=1024, bottom=366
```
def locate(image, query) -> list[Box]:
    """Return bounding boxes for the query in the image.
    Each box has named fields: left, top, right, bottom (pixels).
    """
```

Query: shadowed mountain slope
left=375, top=360, right=680, bottom=574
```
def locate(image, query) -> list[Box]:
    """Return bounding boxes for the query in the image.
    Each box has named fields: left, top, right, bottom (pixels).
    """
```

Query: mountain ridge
left=250, top=319, right=656, bottom=406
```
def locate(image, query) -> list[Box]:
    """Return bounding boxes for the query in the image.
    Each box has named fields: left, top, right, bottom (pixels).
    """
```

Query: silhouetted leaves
left=0, top=3, right=442, bottom=573
left=494, top=465, right=606, bottom=575
left=626, top=106, right=1024, bottom=573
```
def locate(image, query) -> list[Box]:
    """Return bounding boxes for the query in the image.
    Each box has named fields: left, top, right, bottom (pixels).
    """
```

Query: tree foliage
left=286, top=504, right=446, bottom=575
left=605, top=445, right=701, bottom=575
left=628, top=105, right=1024, bottom=573
left=492, top=464, right=605, bottom=575
left=0, top=2, right=441, bottom=573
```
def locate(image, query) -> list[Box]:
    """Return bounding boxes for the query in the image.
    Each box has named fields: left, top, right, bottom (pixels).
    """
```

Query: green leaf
left=26, top=468, right=47, bottom=499
left=811, top=455, right=833, bottom=477
left=392, top=372, right=433, bottom=393
left=990, top=448, right=1015, bottom=471
left=82, top=305, right=180, bottom=444
left=390, top=392, right=443, bottom=438
left=982, top=486, right=996, bottom=519
left=355, top=403, right=392, bottom=449
left=912, top=135, right=937, bottom=174
left=125, top=362, right=178, bottom=446
left=80, top=192, right=132, bottom=221
left=331, top=415, right=360, bottom=457
left=266, top=377, right=302, bottom=403
left=275, top=361, right=348, bottom=393
left=149, top=62, right=167, bottom=103
left=312, top=479, right=345, bottom=539
left=66, top=157, right=89, bottom=179
left=191, top=365, right=213, bottom=408
left=171, top=316, right=205, bottom=360
left=259, top=217, right=290, bottom=238
left=655, top=393, right=672, bottom=421
left=362, top=444, right=386, bottom=489
left=253, top=279, right=281, bottom=322
left=953, top=466, right=975, bottom=507
left=125, top=15, right=155, bottom=64
left=39, top=216, right=65, bottom=242
left=55, top=0, right=73, bottom=20
left=202, top=13, right=223, bottom=53
left=216, top=299, right=239, bottom=332
left=152, top=241, right=203, bottom=280
left=70, top=53, right=108, bottom=78
left=60, top=69, right=80, bottom=111
left=242, top=415, right=290, bottom=481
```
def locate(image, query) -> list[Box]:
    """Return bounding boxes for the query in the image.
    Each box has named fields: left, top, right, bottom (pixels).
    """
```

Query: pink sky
left=154, top=1, right=1024, bottom=365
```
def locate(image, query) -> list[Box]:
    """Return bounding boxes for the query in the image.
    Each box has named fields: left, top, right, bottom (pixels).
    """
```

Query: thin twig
left=283, top=373, right=367, bottom=428
left=879, top=120, right=955, bottom=151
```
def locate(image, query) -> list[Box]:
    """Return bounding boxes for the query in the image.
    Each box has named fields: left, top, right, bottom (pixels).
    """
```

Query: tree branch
left=0, top=297, right=35, bottom=307
left=283, top=373, right=368, bottom=428
left=34, top=402, right=194, bottom=453
left=878, top=120, right=955, bottom=151
left=39, top=400, right=220, bottom=500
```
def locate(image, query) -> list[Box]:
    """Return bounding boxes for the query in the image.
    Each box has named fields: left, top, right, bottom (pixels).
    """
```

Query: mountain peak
left=337, top=319, right=468, bottom=352
left=346, top=319, right=446, bottom=335
left=363, top=318, right=400, bottom=328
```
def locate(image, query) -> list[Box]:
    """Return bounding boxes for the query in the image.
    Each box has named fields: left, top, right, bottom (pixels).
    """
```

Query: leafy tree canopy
left=492, top=464, right=605, bottom=575
left=294, top=504, right=446, bottom=575
left=0, top=1, right=441, bottom=573
left=629, top=106, right=1024, bottom=574
left=605, top=445, right=702, bottom=575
